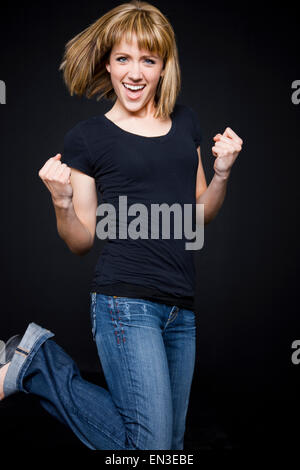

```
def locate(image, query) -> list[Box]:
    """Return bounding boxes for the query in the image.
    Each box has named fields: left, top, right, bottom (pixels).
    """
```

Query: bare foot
left=0, top=362, right=11, bottom=400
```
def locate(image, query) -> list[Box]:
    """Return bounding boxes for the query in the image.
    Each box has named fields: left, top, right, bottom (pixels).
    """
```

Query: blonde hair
left=59, top=0, right=181, bottom=120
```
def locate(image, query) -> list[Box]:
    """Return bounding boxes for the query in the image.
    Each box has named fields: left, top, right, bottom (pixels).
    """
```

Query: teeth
left=123, top=83, right=145, bottom=91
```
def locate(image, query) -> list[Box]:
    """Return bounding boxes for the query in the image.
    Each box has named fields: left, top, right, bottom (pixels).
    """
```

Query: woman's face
left=106, top=34, right=164, bottom=114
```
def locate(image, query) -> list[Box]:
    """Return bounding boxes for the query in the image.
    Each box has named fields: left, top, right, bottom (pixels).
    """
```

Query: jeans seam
left=114, top=297, right=126, bottom=344
left=118, top=339, right=140, bottom=450
left=90, top=293, right=97, bottom=341
left=107, top=297, right=121, bottom=345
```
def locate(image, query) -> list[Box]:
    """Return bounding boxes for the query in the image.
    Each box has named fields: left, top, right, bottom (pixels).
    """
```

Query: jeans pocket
left=90, top=292, right=97, bottom=341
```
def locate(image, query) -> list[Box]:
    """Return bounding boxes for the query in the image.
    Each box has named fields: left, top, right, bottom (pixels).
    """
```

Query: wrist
left=214, top=170, right=231, bottom=182
left=52, top=195, right=73, bottom=210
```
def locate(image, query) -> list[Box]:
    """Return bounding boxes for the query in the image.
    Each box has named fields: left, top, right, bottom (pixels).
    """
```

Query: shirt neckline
left=101, top=106, right=177, bottom=142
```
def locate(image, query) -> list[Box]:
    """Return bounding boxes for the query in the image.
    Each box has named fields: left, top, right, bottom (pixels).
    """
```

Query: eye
left=116, top=57, right=156, bottom=65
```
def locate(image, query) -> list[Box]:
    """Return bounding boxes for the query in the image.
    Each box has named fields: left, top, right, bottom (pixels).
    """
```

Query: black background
left=0, top=0, right=299, bottom=453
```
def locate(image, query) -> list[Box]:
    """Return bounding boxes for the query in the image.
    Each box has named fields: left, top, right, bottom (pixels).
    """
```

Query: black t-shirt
left=62, top=103, right=203, bottom=311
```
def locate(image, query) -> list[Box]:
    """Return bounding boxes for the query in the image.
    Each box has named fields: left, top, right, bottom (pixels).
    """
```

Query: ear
left=106, top=62, right=111, bottom=74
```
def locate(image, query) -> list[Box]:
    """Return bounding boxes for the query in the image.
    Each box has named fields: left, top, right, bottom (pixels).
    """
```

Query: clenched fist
left=212, top=127, right=243, bottom=179
left=38, top=153, right=73, bottom=208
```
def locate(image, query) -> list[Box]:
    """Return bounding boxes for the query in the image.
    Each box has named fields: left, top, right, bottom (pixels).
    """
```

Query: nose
left=127, top=62, right=143, bottom=81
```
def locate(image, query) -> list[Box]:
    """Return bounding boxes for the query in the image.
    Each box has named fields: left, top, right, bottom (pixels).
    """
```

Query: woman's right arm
left=38, top=153, right=97, bottom=256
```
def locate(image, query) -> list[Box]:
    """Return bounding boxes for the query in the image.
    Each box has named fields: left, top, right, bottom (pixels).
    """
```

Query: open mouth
left=122, top=83, right=146, bottom=99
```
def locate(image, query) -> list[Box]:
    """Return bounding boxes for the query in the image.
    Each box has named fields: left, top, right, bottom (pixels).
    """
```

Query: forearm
left=196, top=171, right=230, bottom=225
left=52, top=197, right=93, bottom=256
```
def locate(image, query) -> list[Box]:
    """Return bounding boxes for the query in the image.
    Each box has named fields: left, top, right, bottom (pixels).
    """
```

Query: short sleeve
left=186, top=105, right=203, bottom=148
left=62, top=124, right=94, bottom=177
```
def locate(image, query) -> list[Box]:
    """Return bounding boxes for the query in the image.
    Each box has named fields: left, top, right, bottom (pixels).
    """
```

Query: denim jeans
left=3, top=293, right=196, bottom=450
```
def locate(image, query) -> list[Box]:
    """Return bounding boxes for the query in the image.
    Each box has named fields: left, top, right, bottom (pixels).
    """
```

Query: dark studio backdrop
left=0, top=0, right=299, bottom=453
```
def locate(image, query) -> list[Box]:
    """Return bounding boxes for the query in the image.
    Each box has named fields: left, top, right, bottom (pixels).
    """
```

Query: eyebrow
left=113, top=52, right=159, bottom=59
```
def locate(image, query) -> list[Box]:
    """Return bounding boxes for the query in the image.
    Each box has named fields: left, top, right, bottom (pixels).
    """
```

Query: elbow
left=73, top=248, right=90, bottom=257
left=66, top=240, right=93, bottom=257
left=70, top=244, right=93, bottom=256
left=62, top=232, right=94, bottom=257
left=204, top=214, right=214, bottom=225
left=196, top=206, right=215, bottom=226
left=204, top=210, right=218, bottom=225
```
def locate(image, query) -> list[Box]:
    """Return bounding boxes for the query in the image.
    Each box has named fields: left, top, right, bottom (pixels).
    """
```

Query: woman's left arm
left=196, top=127, right=243, bottom=225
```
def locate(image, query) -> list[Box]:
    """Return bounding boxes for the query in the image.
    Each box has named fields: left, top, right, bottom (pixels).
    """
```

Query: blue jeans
left=3, top=293, right=196, bottom=450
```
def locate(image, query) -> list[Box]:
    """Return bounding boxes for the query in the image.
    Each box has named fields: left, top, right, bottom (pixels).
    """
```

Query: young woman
left=0, top=0, right=243, bottom=450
